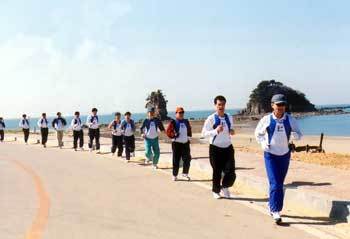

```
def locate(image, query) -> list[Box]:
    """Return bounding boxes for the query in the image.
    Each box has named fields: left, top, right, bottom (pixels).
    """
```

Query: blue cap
left=147, top=107, right=155, bottom=113
left=271, top=94, right=287, bottom=104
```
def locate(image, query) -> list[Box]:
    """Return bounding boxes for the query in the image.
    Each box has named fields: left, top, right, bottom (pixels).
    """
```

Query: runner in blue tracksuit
left=255, top=94, right=302, bottom=224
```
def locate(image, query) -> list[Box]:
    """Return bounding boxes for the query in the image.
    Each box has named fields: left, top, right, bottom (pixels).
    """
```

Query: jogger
left=19, top=114, right=30, bottom=144
left=141, top=107, right=165, bottom=169
left=71, top=111, right=84, bottom=151
left=108, top=112, right=124, bottom=157
left=209, top=144, right=235, bottom=193
left=255, top=94, right=302, bottom=224
left=52, top=112, right=67, bottom=148
left=86, top=108, right=100, bottom=153
left=120, top=112, right=136, bottom=161
left=166, top=106, right=192, bottom=181
left=37, top=113, right=49, bottom=147
left=202, top=95, right=236, bottom=199
left=0, top=117, right=5, bottom=142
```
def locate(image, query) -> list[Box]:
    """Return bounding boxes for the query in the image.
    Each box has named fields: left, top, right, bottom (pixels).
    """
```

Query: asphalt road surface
left=0, top=142, right=318, bottom=239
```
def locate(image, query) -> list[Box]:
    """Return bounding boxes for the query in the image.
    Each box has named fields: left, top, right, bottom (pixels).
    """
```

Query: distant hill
left=241, top=80, right=317, bottom=115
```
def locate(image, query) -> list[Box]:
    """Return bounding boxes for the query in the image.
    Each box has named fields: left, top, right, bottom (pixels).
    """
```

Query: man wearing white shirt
left=86, top=108, right=100, bottom=153
left=255, top=94, right=302, bottom=224
left=202, top=96, right=236, bottom=199
left=37, top=113, right=49, bottom=148
left=108, top=112, right=123, bottom=157
left=19, top=114, right=30, bottom=144
left=52, top=112, right=67, bottom=149
left=121, top=112, right=136, bottom=162
left=71, top=111, right=84, bottom=151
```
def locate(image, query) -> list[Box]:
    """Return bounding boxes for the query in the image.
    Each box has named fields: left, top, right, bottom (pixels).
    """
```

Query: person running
left=52, top=112, right=67, bottom=149
left=202, top=95, right=236, bottom=199
left=140, top=107, right=165, bottom=170
left=0, top=117, right=5, bottom=142
left=166, top=106, right=192, bottom=181
left=19, top=114, right=30, bottom=144
left=108, top=112, right=123, bottom=157
left=255, top=94, right=302, bottom=224
left=86, top=108, right=100, bottom=153
left=120, top=112, right=136, bottom=162
left=71, top=111, right=84, bottom=151
left=37, top=113, right=49, bottom=148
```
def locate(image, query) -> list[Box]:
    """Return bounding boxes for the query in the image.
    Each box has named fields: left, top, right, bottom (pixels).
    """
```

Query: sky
left=0, top=0, right=349, bottom=118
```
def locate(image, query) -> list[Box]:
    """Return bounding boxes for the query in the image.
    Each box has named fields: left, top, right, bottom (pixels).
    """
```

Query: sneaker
left=96, top=150, right=101, bottom=154
left=152, top=165, right=158, bottom=170
left=172, top=176, right=178, bottom=181
left=182, top=174, right=191, bottom=181
left=80, top=147, right=84, bottom=151
left=112, top=153, right=115, bottom=156
left=89, top=148, right=93, bottom=152
left=43, top=144, right=46, bottom=148
left=132, top=152, right=135, bottom=157
left=74, top=148, right=77, bottom=151
left=271, top=212, right=282, bottom=224
left=221, top=188, right=232, bottom=199
left=213, top=192, right=221, bottom=199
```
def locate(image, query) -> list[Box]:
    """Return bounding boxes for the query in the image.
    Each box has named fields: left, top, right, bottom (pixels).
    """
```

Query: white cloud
left=0, top=1, right=136, bottom=117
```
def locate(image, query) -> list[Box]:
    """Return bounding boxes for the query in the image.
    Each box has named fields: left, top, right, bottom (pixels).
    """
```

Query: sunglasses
left=276, top=103, right=286, bottom=107
left=177, top=111, right=185, bottom=114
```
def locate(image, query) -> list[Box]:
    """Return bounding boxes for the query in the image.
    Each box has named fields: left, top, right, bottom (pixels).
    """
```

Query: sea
left=3, top=106, right=350, bottom=137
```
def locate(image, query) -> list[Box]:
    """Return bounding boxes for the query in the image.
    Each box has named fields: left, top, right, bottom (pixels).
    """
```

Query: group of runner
left=0, top=94, right=302, bottom=224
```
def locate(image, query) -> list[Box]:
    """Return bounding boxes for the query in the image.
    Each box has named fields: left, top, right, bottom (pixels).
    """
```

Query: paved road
left=0, top=142, right=318, bottom=239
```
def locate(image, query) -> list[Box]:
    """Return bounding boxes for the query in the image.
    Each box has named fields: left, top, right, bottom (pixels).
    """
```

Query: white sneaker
left=182, top=174, right=191, bottom=181
left=132, top=152, right=135, bottom=157
left=89, top=148, right=93, bottom=152
left=221, top=188, right=232, bottom=199
left=172, top=176, right=178, bottom=181
left=96, top=150, right=101, bottom=154
left=80, top=147, right=84, bottom=151
left=152, top=165, right=158, bottom=170
left=271, top=212, right=282, bottom=223
left=213, top=192, right=221, bottom=199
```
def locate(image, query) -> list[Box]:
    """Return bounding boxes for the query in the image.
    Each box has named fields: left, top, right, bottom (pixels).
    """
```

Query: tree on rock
left=242, top=80, right=316, bottom=115
left=145, top=89, right=169, bottom=120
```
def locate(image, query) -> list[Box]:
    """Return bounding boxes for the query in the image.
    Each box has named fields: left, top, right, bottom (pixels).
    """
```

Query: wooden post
left=319, top=133, right=324, bottom=152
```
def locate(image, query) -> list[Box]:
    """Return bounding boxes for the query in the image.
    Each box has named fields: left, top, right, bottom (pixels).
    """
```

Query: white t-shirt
left=37, top=118, right=49, bottom=128
left=255, top=113, right=302, bottom=156
left=124, top=122, right=134, bottom=137
left=202, top=113, right=234, bottom=148
left=111, top=121, right=123, bottom=136
left=71, top=118, right=82, bottom=131
left=144, top=121, right=158, bottom=139
left=174, top=122, right=189, bottom=144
